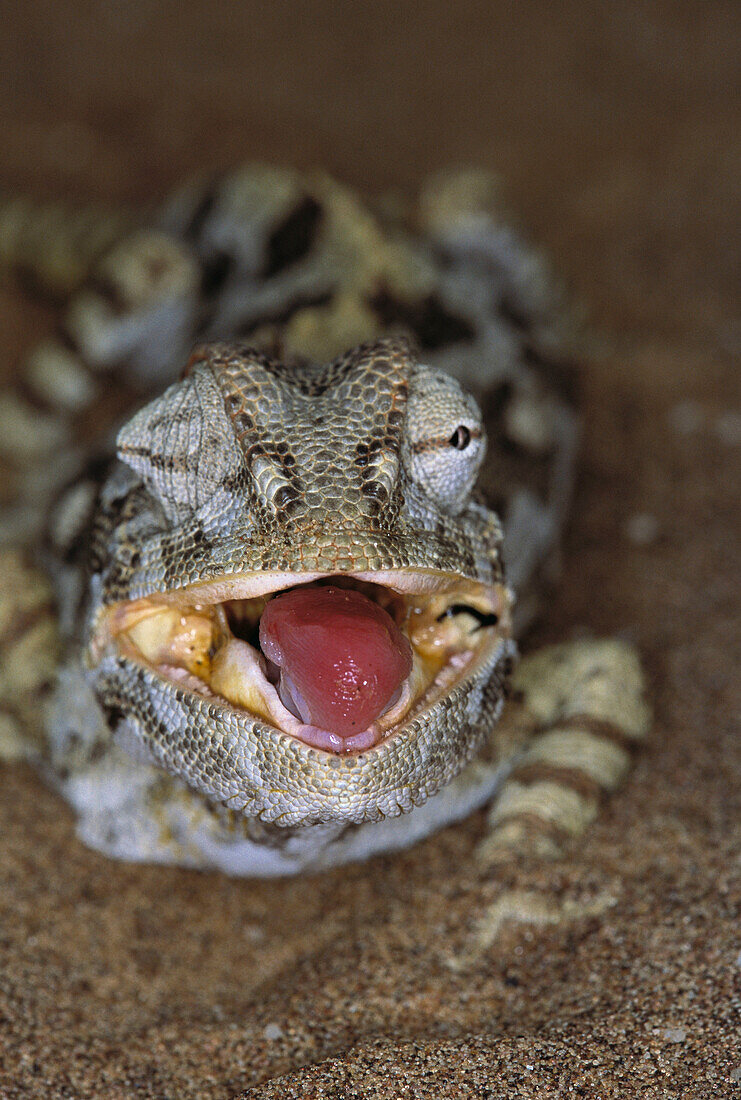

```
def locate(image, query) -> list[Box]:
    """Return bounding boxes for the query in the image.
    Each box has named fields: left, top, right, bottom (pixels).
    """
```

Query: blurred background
left=0, top=1, right=738, bottom=347
left=1, top=6, right=740, bottom=1096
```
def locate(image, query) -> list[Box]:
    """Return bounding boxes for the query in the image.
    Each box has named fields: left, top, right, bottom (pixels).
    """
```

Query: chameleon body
left=0, top=167, right=649, bottom=875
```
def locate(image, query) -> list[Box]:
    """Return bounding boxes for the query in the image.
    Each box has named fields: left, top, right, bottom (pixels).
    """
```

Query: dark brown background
left=0, top=4, right=739, bottom=1097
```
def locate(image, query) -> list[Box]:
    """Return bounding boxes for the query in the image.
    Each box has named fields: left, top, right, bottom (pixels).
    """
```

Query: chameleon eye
left=404, top=366, right=486, bottom=515
left=449, top=426, right=471, bottom=451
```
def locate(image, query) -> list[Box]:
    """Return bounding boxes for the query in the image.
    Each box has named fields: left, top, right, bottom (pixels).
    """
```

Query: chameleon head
left=85, top=337, right=514, bottom=826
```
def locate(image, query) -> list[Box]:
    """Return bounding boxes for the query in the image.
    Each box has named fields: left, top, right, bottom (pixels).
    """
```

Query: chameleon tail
left=0, top=547, right=60, bottom=761
left=476, top=639, right=651, bottom=864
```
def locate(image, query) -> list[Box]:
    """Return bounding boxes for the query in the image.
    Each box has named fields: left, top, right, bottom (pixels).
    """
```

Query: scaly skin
left=0, top=166, right=649, bottom=875
left=81, top=336, right=514, bottom=827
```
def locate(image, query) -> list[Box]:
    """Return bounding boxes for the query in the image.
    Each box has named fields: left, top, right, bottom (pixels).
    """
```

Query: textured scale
left=0, top=166, right=649, bottom=875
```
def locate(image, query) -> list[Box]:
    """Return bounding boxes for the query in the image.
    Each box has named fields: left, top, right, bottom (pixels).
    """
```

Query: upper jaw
left=91, top=568, right=511, bottom=757
left=122, top=566, right=493, bottom=606
left=102, top=518, right=503, bottom=608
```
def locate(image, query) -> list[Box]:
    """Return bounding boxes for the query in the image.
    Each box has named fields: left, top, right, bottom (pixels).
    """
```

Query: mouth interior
left=103, top=572, right=508, bottom=755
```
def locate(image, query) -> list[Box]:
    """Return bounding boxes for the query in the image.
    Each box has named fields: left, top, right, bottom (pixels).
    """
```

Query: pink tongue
left=259, top=585, right=412, bottom=737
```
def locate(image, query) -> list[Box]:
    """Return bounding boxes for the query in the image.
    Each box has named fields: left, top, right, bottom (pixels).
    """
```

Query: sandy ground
left=0, top=3, right=739, bottom=1097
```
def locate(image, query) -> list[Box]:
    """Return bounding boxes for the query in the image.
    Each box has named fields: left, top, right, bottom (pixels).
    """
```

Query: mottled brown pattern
left=73, top=334, right=514, bottom=826
left=0, top=3, right=736, bottom=1095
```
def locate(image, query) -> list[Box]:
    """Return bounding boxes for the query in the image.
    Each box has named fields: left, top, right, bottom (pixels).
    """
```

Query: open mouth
left=96, top=570, right=510, bottom=756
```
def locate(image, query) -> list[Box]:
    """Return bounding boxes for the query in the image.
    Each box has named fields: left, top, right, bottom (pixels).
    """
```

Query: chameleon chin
left=0, top=167, right=649, bottom=875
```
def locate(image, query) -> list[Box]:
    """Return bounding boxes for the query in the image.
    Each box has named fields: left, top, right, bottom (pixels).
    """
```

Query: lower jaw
left=89, top=631, right=517, bottom=828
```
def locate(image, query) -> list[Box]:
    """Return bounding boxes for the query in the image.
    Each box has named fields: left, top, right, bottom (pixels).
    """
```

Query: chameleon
left=0, top=166, right=649, bottom=876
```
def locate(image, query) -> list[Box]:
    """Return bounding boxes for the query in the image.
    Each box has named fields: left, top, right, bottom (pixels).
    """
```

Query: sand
left=0, top=3, right=739, bottom=1096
